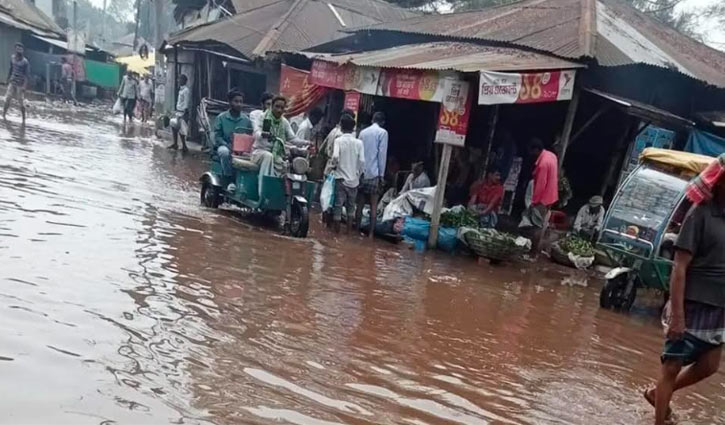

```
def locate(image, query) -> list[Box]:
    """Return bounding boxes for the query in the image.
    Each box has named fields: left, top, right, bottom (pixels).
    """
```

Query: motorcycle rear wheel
left=289, top=202, right=309, bottom=238
left=201, top=182, right=221, bottom=208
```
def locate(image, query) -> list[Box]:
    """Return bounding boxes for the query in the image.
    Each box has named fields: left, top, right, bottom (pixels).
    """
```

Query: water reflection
left=0, top=103, right=723, bottom=424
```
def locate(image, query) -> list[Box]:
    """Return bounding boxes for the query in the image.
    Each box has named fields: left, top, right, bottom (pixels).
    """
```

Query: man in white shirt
left=249, top=92, right=273, bottom=128
left=330, top=114, right=364, bottom=233
left=573, top=195, right=605, bottom=241
left=356, top=112, right=388, bottom=238
left=252, top=96, right=307, bottom=199
left=168, top=74, right=190, bottom=152
left=295, top=107, right=323, bottom=141
left=401, top=161, right=430, bottom=193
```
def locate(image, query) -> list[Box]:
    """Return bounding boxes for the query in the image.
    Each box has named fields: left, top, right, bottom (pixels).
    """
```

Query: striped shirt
left=9, top=56, right=29, bottom=86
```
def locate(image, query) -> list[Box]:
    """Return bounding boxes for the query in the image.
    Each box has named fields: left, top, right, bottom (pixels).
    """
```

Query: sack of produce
left=401, top=217, right=458, bottom=252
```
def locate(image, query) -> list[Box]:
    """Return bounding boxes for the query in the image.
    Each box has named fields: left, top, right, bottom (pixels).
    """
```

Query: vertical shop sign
left=343, top=91, right=361, bottom=118
left=435, top=79, right=472, bottom=147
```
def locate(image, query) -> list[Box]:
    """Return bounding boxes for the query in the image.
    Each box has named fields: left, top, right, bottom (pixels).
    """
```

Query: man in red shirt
left=522, top=138, right=559, bottom=258
left=468, top=169, right=504, bottom=228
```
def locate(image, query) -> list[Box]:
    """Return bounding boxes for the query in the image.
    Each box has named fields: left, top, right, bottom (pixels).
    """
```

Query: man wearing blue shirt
left=355, top=112, right=388, bottom=238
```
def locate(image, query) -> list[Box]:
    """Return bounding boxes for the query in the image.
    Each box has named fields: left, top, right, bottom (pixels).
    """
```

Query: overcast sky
left=677, top=0, right=725, bottom=51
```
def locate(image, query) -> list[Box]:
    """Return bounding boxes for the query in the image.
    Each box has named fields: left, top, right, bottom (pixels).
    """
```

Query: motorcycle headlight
left=292, top=157, right=309, bottom=175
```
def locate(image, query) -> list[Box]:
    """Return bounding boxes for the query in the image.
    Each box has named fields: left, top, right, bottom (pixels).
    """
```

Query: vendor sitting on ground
left=400, top=161, right=431, bottom=193
left=573, top=195, right=605, bottom=241
left=252, top=95, right=307, bottom=196
left=468, top=169, right=504, bottom=228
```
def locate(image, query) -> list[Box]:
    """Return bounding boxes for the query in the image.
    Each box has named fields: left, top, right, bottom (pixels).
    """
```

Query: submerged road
left=0, top=103, right=723, bottom=424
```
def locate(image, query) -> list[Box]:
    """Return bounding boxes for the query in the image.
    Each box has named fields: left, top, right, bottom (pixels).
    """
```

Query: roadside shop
left=276, top=42, right=586, bottom=247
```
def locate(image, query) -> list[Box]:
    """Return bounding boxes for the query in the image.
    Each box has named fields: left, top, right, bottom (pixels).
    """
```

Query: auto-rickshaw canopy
left=640, top=148, right=715, bottom=175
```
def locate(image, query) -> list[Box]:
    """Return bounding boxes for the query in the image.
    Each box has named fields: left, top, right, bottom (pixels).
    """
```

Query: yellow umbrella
left=115, top=52, right=155, bottom=75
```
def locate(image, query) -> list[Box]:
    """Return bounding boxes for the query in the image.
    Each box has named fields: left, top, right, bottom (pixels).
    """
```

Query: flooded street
left=1, top=104, right=724, bottom=425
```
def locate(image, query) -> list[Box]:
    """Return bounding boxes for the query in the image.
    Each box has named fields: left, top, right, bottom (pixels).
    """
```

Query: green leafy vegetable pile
left=439, top=209, right=478, bottom=228
left=560, top=235, right=595, bottom=257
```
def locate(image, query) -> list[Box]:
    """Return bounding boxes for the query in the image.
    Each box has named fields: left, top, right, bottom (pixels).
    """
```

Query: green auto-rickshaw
left=597, top=148, right=715, bottom=311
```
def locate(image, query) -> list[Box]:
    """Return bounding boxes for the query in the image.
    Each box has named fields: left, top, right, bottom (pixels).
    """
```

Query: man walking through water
left=521, top=138, right=558, bottom=259
left=168, top=74, right=190, bottom=152
left=3, top=43, right=30, bottom=123
left=330, top=113, right=364, bottom=234
left=645, top=154, right=725, bottom=425
left=356, top=111, right=388, bottom=239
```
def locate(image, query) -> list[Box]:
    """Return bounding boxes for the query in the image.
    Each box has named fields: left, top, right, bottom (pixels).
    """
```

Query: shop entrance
left=359, top=95, right=440, bottom=189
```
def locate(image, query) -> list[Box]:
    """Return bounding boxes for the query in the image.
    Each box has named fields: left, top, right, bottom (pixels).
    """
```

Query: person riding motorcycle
left=252, top=95, right=308, bottom=197
left=214, top=89, right=253, bottom=192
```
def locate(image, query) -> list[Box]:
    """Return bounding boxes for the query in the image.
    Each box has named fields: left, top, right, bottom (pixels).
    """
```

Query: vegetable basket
left=550, top=242, right=574, bottom=267
left=464, top=230, right=525, bottom=262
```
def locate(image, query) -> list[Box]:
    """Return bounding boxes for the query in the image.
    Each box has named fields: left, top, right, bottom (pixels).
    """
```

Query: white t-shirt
left=332, top=133, right=365, bottom=188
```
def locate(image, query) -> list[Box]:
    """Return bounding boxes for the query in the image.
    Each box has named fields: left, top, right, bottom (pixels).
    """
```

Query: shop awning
left=294, top=41, right=584, bottom=73
left=585, top=88, right=694, bottom=128
left=30, top=35, right=94, bottom=54
left=116, top=53, right=155, bottom=75
left=695, top=111, right=725, bottom=128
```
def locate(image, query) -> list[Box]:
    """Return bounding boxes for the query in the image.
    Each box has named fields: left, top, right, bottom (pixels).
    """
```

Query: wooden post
left=557, top=88, right=580, bottom=168
left=46, top=63, right=50, bottom=95
left=428, top=143, right=453, bottom=249
left=206, top=54, right=212, bottom=98
left=480, top=105, right=500, bottom=174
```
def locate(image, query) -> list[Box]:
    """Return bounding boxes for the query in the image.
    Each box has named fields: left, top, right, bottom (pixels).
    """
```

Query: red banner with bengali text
left=280, top=64, right=328, bottom=117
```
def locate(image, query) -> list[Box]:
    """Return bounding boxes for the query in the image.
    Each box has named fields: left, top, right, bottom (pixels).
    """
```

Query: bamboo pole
left=557, top=88, right=580, bottom=168
left=428, top=143, right=453, bottom=249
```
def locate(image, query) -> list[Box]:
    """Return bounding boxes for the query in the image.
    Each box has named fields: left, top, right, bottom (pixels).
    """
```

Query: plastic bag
left=112, top=98, right=123, bottom=115
left=320, top=174, right=335, bottom=212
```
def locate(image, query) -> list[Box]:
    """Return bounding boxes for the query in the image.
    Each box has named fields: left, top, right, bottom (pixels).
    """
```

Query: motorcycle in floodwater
left=596, top=148, right=714, bottom=311
left=199, top=132, right=315, bottom=238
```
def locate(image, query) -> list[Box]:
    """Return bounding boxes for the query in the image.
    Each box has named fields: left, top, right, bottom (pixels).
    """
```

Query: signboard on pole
left=435, top=79, right=472, bottom=147
left=343, top=91, right=361, bottom=119
left=478, top=70, right=576, bottom=105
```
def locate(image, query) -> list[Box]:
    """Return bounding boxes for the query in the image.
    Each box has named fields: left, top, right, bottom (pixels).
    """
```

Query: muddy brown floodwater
left=0, top=104, right=723, bottom=425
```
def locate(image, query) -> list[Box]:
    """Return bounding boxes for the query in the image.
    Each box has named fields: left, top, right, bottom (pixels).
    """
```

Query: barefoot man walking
left=646, top=154, right=725, bottom=425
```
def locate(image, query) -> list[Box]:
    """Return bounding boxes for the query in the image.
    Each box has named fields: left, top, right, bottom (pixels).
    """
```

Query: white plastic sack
left=567, top=252, right=595, bottom=270
left=320, top=174, right=335, bottom=212
left=112, top=98, right=123, bottom=115
left=382, top=186, right=437, bottom=222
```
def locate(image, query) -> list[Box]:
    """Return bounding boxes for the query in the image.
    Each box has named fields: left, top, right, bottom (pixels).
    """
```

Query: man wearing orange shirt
left=522, top=138, right=558, bottom=258
left=468, top=169, right=504, bottom=228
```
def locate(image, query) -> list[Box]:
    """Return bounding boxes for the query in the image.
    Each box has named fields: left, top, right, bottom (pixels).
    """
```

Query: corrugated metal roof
left=586, top=88, right=694, bottom=127
left=169, top=0, right=417, bottom=59
left=298, top=41, right=584, bottom=72
left=350, top=0, right=725, bottom=88
left=0, top=0, right=63, bottom=36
